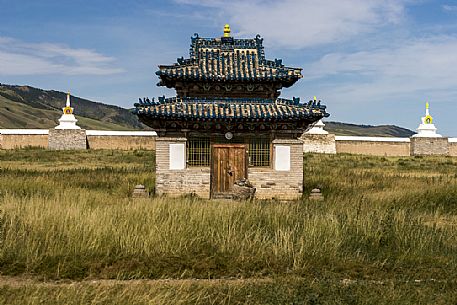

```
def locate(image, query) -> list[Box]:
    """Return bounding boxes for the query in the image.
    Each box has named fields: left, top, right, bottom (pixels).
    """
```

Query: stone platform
left=410, top=137, right=449, bottom=156
left=48, top=129, right=87, bottom=150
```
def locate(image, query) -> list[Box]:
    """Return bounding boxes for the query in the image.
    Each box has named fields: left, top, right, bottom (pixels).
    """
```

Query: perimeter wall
left=449, top=139, right=457, bottom=157
left=334, top=136, right=410, bottom=156
left=1, top=129, right=456, bottom=157
left=0, top=129, right=156, bottom=150
left=303, top=134, right=457, bottom=157
left=0, top=130, right=48, bottom=149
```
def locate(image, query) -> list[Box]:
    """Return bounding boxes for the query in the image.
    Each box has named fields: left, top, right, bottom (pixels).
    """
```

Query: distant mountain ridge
left=0, top=84, right=414, bottom=136
left=0, top=84, right=146, bottom=130
left=324, top=121, right=415, bottom=137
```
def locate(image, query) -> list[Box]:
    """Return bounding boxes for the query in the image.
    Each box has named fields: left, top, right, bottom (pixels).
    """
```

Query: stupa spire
left=66, top=91, right=71, bottom=107
left=423, top=101, right=433, bottom=124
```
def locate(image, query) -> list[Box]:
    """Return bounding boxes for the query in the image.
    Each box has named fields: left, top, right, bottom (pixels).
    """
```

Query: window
left=169, top=143, right=185, bottom=170
left=248, top=138, right=270, bottom=167
left=186, top=136, right=270, bottom=167
left=274, top=145, right=290, bottom=171
left=187, top=137, right=210, bottom=167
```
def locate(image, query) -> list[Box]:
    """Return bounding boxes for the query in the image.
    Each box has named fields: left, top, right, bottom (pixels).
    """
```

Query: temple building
left=134, top=25, right=329, bottom=200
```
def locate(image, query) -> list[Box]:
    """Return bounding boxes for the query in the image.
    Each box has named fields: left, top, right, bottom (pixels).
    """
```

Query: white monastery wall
left=0, top=129, right=156, bottom=150
left=2, top=129, right=457, bottom=158
left=446, top=138, right=457, bottom=157
left=335, top=136, right=411, bottom=156
left=0, top=129, right=48, bottom=149
left=86, top=130, right=156, bottom=150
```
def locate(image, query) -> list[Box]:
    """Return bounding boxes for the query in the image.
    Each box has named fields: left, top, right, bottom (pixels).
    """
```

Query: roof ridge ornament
left=223, top=24, right=231, bottom=38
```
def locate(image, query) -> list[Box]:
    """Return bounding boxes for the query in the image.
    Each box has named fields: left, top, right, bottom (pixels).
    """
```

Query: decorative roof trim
left=134, top=97, right=328, bottom=121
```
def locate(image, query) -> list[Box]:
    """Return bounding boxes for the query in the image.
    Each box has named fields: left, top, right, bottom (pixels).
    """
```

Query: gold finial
left=63, top=90, right=73, bottom=114
left=223, top=24, right=231, bottom=38
left=424, top=101, right=433, bottom=124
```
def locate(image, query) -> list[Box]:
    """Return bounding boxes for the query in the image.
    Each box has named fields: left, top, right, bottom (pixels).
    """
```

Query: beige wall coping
left=155, top=137, right=187, bottom=142
left=0, top=129, right=49, bottom=135
left=335, top=136, right=410, bottom=143
left=0, top=129, right=158, bottom=137
left=86, top=130, right=157, bottom=136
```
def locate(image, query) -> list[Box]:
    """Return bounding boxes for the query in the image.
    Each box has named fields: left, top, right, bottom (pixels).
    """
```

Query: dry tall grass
left=1, top=149, right=457, bottom=304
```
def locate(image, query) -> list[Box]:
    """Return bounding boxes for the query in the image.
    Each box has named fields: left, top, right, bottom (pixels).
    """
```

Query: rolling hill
left=0, top=84, right=146, bottom=130
left=324, top=121, right=415, bottom=137
left=0, top=84, right=414, bottom=136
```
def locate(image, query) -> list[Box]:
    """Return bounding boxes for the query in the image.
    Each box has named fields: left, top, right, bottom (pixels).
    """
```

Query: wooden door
left=211, top=144, right=247, bottom=197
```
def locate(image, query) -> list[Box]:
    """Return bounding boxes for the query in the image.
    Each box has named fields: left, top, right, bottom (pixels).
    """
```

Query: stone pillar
left=410, top=137, right=449, bottom=156
left=48, top=129, right=87, bottom=150
left=302, top=133, right=336, bottom=154
left=301, top=119, right=336, bottom=154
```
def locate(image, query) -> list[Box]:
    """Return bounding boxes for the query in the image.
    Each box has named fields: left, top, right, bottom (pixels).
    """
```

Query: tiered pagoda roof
left=134, top=25, right=329, bottom=133
left=156, top=26, right=302, bottom=99
left=134, top=96, right=328, bottom=132
left=157, top=34, right=301, bottom=86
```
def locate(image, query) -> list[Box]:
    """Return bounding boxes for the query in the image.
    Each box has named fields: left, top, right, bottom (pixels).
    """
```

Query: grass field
left=1, top=149, right=457, bottom=304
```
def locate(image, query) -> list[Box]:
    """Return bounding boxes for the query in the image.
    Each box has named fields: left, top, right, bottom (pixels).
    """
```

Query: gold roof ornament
left=223, top=24, right=231, bottom=38
left=63, top=91, right=73, bottom=115
left=424, top=101, right=433, bottom=124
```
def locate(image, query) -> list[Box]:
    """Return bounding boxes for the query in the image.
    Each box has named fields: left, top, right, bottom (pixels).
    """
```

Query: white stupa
left=412, top=102, right=441, bottom=138
left=305, top=97, right=328, bottom=135
left=305, top=119, right=328, bottom=135
left=55, top=91, right=81, bottom=130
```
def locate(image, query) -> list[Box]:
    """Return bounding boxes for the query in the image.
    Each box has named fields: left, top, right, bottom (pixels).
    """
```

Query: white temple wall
left=0, top=129, right=157, bottom=150
left=0, top=129, right=48, bottom=149
left=2, top=129, right=457, bottom=158
left=449, top=139, right=457, bottom=157
left=335, top=136, right=411, bottom=156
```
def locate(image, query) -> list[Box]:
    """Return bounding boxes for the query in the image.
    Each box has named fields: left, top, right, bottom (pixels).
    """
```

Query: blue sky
left=1, top=0, right=457, bottom=135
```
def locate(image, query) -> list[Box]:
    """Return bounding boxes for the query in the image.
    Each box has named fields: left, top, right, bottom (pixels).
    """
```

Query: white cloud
left=0, top=37, right=124, bottom=76
left=443, top=4, right=457, bottom=12
left=304, top=36, right=457, bottom=103
left=175, top=0, right=407, bottom=48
